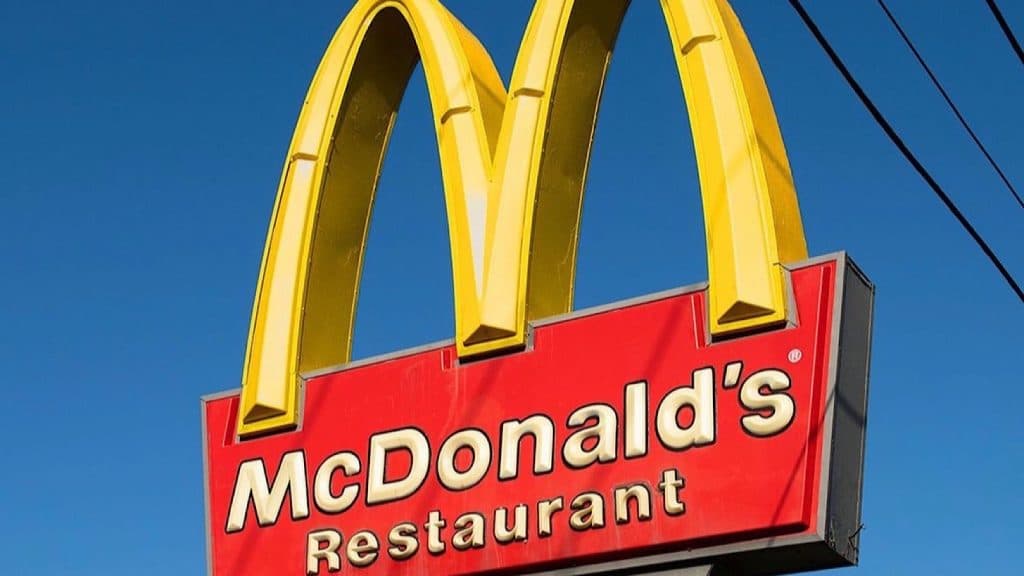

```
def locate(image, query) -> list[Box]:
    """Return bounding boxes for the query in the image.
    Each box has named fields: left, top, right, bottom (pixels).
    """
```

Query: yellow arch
left=238, top=0, right=507, bottom=435
left=480, top=0, right=807, bottom=357
left=238, top=0, right=807, bottom=437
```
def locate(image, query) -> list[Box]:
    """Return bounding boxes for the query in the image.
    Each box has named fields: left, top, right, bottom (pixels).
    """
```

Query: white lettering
left=614, top=484, right=652, bottom=523
left=538, top=497, right=564, bottom=537
left=498, top=416, right=555, bottom=479
left=452, top=513, right=486, bottom=550
left=658, top=468, right=686, bottom=516
left=656, top=368, right=716, bottom=450
left=346, top=531, right=379, bottom=567
left=438, top=429, right=491, bottom=490
left=306, top=529, right=342, bottom=575
left=387, top=523, right=419, bottom=560
left=425, top=510, right=447, bottom=554
left=367, top=429, right=429, bottom=505
left=494, top=505, right=528, bottom=543
left=313, top=451, right=360, bottom=514
left=740, top=369, right=795, bottom=436
left=563, top=404, right=617, bottom=468
left=226, top=452, right=309, bottom=533
left=624, top=381, right=648, bottom=458
left=569, top=492, right=605, bottom=530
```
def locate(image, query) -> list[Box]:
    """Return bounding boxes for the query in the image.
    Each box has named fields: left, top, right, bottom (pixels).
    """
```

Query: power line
left=788, top=0, right=1024, bottom=303
left=877, top=0, right=1023, bottom=209
left=985, top=0, right=1024, bottom=67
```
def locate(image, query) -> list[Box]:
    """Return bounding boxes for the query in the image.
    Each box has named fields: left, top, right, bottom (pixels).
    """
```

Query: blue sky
left=1, top=0, right=1021, bottom=574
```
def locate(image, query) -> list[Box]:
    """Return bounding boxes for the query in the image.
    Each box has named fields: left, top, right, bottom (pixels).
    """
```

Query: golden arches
left=482, top=0, right=807, bottom=357
left=238, top=0, right=807, bottom=437
left=238, top=0, right=508, bottom=435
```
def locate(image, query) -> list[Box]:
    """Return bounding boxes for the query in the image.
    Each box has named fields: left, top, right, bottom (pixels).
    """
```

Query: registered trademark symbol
left=788, top=349, right=803, bottom=364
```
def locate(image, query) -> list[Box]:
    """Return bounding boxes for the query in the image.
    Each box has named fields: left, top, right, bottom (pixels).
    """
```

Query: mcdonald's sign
left=202, top=1, right=874, bottom=574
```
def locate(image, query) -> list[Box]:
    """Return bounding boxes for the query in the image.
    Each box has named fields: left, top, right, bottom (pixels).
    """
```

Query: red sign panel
left=203, top=255, right=872, bottom=575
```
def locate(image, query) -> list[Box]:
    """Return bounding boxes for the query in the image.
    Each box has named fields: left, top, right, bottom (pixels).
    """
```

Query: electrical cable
left=789, top=0, right=1024, bottom=302
left=985, top=0, right=1024, bottom=67
left=878, top=0, right=1023, bottom=209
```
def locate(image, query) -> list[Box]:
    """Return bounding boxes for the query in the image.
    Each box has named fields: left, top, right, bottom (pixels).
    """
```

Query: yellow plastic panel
left=482, top=0, right=807, bottom=349
left=238, top=0, right=507, bottom=437
left=237, top=0, right=808, bottom=437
